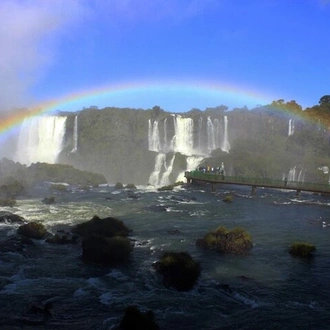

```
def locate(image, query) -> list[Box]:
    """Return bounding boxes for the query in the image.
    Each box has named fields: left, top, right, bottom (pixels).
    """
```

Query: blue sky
left=1, top=0, right=330, bottom=112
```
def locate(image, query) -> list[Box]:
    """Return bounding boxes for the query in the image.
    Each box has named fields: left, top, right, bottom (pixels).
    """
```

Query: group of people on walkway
left=197, top=162, right=225, bottom=179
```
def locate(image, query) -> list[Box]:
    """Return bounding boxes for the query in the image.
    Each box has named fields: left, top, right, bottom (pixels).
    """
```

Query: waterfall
left=163, top=118, right=168, bottom=151
left=207, top=117, right=216, bottom=152
left=15, top=116, right=67, bottom=165
left=159, top=154, right=176, bottom=186
left=71, top=115, right=78, bottom=152
left=288, top=119, right=294, bottom=136
left=288, top=167, right=296, bottom=182
left=148, top=119, right=160, bottom=152
left=297, top=169, right=306, bottom=182
left=173, top=115, right=194, bottom=155
left=148, top=153, right=166, bottom=186
left=147, top=114, right=229, bottom=186
left=221, top=116, right=230, bottom=152
left=198, top=117, right=203, bottom=153
left=214, top=119, right=222, bottom=150
left=176, top=155, right=204, bottom=182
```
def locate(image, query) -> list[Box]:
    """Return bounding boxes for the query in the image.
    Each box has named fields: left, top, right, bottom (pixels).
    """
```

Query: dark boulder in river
left=72, top=215, right=131, bottom=238
left=17, top=221, right=48, bottom=239
left=0, top=211, right=25, bottom=224
left=82, top=234, right=132, bottom=265
left=153, top=251, right=201, bottom=291
left=119, top=305, right=160, bottom=330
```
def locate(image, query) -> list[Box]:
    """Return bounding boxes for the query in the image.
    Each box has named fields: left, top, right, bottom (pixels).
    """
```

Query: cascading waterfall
left=198, top=117, right=203, bottom=153
left=221, top=116, right=230, bottom=152
left=148, top=153, right=166, bottom=186
left=288, top=166, right=296, bottom=182
left=207, top=117, right=216, bottom=152
left=288, top=119, right=294, bottom=136
left=173, top=116, right=194, bottom=155
left=71, top=115, right=78, bottom=152
left=15, top=116, right=67, bottom=165
left=214, top=119, right=222, bottom=150
left=286, top=166, right=305, bottom=183
left=160, top=154, right=176, bottom=186
left=147, top=114, right=231, bottom=186
left=148, top=119, right=160, bottom=152
left=163, top=118, right=168, bottom=152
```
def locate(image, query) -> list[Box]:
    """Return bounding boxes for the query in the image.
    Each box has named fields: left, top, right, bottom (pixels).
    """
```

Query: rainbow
left=0, top=79, right=280, bottom=138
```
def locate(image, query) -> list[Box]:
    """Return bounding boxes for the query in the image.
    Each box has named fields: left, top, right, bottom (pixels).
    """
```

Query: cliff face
left=59, top=108, right=158, bottom=184
left=3, top=106, right=330, bottom=186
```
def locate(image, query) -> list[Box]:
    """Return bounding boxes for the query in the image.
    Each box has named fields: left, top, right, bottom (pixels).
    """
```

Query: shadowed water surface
left=0, top=184, right=329, bottom=329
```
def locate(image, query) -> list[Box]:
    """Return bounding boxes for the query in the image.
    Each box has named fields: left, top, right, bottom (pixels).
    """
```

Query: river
left=0, top=183, right=329, bottom=329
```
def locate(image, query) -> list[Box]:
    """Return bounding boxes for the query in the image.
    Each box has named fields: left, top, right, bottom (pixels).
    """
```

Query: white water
left=207, top=117, right=216, bottom=152
left=160, top=154, right=176, bottom=186
left=71, top=115, right=78, bottom=152
left=173, top=115, right=194, bottom=155
left=147, top=115, right=232, bottom=185
left=148, top=119, right=161, bottom=152
left=148, top=153, right=166, bottom=186
left=288, top=119, right=294, bottom=136
left=15, top=116, right=67, bottom=165
left=221, top=115, right=230, bottom=152
left=176, top=155, right=205, bottom=182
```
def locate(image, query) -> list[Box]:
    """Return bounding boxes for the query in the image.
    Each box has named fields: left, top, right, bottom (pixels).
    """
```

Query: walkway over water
left=184, top=171, right=330, bottom=196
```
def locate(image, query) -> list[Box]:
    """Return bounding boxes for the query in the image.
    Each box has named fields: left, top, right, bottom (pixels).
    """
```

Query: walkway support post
left=211, top=183, right=216, bottom=192
left=251, top=186, right=257, bottom=196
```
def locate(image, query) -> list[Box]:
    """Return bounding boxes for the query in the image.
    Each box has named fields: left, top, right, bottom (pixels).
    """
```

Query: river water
left=1, top=183, right=330, bottom=329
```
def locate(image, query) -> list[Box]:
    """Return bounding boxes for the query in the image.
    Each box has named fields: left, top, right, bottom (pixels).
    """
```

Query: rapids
left=0, top=183, right=330, bottom=329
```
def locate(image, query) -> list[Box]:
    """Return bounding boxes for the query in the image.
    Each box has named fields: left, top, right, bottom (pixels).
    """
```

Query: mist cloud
left=0, top=0, right=88, bottom=112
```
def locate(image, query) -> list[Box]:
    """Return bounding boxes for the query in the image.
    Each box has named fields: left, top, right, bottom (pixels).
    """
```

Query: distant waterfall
left=198, top=117, right=203, bottom=152
left=287, top=166, right=305, bottom=183
left=148, top=119, right=160, bottom=152
left=71, top=115, right=78, bottom=152
left=148, top=153, right=166, bottom=186
left=15, top=116, right=67, bottom=165
left=288, top=119, right=294, bottom=136
left=163, top=118, right=168, bottom=151
left=207, top=117, right=216, bottom=151
left=160, top=154, right=176, bottom=186
left=221, top=116, right=230, bottom=152
left=147, top=114, right=231, bottom=186
left=173, top=116, right=194, bottom=155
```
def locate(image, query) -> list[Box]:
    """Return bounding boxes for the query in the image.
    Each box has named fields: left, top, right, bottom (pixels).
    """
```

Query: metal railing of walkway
left=185, top=171, right=330, bottom=195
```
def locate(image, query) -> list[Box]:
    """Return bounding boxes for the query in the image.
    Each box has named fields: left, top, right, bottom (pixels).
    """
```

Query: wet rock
left=125, top=183, right=137, bottom=189
left=46, top=230, right=79, bottom=244
left=289, top=242, right=316, bottom=258
left=17, top=222, right=48, bottom=239
left=196, top=226, right=253, bottom=256
left=153, top=251, right=201, bottom=291
left=167, top=229, right=181, bottom=235
left=115, top=182, right=124, bottom=189
left=72, top=215, right=131, bottom=238
left=0, top=212, right=25, bottom=224
left=119, top=306, right=160, bottom=330
left=82, top=234, right=132, bottom=265
left=42, top=197, right=55, bottom=204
